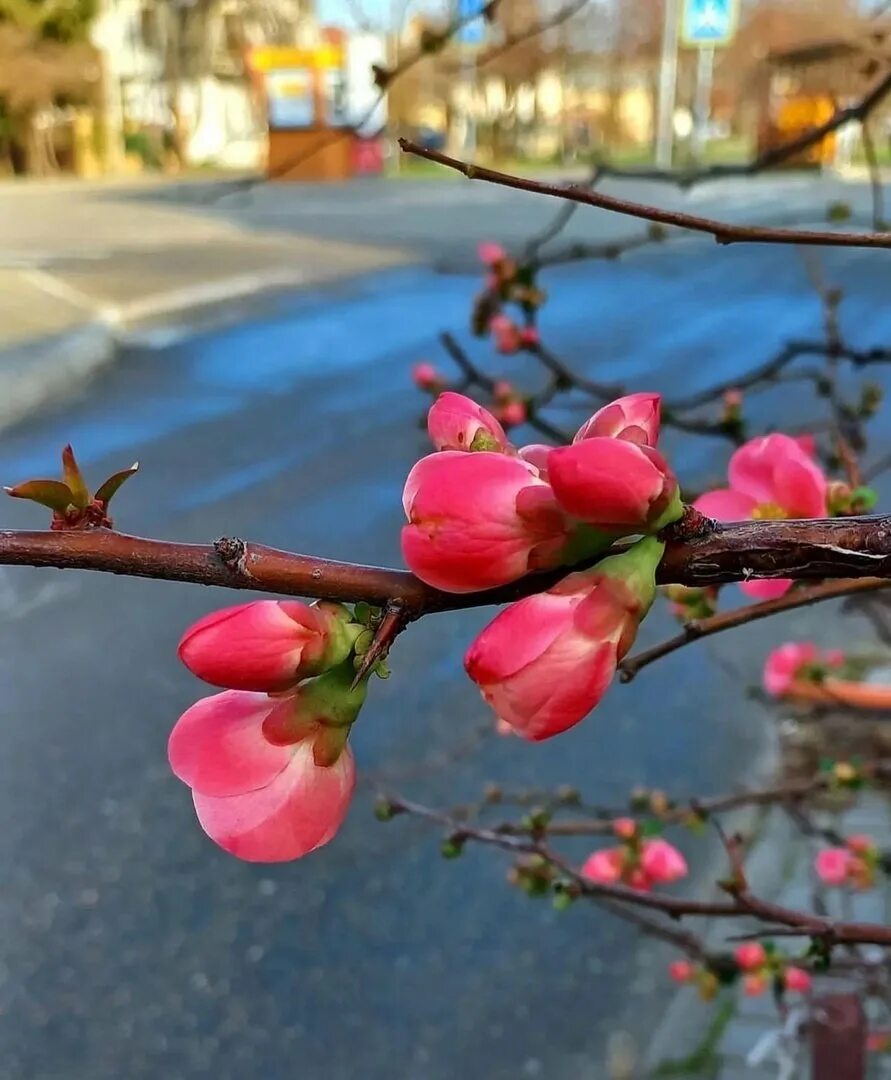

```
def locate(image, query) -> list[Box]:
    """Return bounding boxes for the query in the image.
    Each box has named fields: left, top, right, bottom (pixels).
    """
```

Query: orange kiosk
left=249, top=37, right=355, bottom=181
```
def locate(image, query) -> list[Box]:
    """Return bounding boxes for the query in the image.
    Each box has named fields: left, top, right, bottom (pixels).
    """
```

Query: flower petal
left=192, top=742, right=355, bottom=862
left=168, top=691, right=291, bottom=797
left=739, top=578, right=792, bottom=601
left=694, top=489, right=758, bottom=521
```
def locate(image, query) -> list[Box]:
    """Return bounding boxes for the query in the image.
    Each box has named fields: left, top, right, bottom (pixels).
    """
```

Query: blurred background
left=2, top=1, right=891, bottom=1079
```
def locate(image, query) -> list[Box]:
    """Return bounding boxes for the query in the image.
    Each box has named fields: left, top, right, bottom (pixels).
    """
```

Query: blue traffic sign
left=682, top=0, right=738, bottom=46
left=456, top=0, right=486, bottom=46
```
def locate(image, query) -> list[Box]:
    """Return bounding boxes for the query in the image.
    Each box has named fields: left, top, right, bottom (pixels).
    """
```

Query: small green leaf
left=61, top=445, right=90, bottom=509
left=94, top=462, right=139, bottom=507
left=640, top=819, right=664, bottom=838
left=4, top=479, right=74, bottom=512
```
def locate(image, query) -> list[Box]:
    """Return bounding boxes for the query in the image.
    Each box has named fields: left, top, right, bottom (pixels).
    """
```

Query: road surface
left=0, top=177, right=889, bottom=1079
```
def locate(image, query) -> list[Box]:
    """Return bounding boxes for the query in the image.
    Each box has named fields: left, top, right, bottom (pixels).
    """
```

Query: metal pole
left=655, top=0, right=680, bottom=169
left=463, top=48, right=476, bottom=157
left=692, top=43, right=715, bottom=160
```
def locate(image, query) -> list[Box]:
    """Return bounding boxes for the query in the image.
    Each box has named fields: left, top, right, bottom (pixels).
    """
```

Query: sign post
left=681, top=0, right=738, bottom=160
left=456, top=0, right=486, bottom=157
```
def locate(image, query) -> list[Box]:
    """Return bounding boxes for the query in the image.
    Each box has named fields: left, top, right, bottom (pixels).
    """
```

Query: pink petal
left=739, top=578, right=792, bottom=601
left=694, top=489, right=758, bottom=521
left=773, top=455, right=827, bottom=518
left=168, top=691, right=291, bottom=797
left=193, top=742, right=356, bottom=862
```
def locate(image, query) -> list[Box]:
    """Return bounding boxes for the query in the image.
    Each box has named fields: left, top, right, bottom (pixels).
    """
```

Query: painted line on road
left=105, top=269, right=309, bottom=327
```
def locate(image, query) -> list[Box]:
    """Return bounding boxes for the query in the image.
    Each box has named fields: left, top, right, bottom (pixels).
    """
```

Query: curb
left=0, top=320, right=116, bottom=434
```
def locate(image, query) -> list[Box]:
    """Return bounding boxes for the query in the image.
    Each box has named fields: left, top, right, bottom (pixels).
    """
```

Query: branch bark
left=399, top=140, right=891, bottom=251
left=5, top=513, right=891, bottom=615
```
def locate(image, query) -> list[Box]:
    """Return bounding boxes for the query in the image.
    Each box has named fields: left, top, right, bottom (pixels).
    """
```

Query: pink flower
left=734, top=943, right=767, bottom=972
left=465, top=537, right=662, bottom=739
left=478, top=241, right=506, bottom=266
left=498, top=401, right=528, bottom=427
left=815, top=847, right=852, bottom=886
left=762, top=642, right=844, bottom=697
left=168, top=689, right=356, bottom=862
left=581, top=848, right=623, bottom=884
left=695, top=434, right=827, bottom=600
left=412, top=362, right=441, bottom=391
left=743, top=973, right=768, bottom=997
left=612, top=817, right=637, bottom=840
left=640, top=838, right=688, bottom=884
left=495, top=717, right=515, bottom=737
left=427, top=392, right=510, bottom=453
left=574, top=393, right=662, bottom=448
left=784, top=967, right=812, bottom=993
left=669, top=960, right=695, bottom=984
left=548, top=437, right=680, bottom=532
left=402, top=451, right=575, bottom=593
left=178, top=600, right=352, bottom=693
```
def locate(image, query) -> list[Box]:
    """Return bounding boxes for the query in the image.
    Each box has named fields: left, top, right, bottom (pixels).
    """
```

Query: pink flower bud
left=493, top=379, right=514, bottom=401
left=574, top=393, right=662, bottom=448
left=412, top=362, right=441, bottom=391
left=743, top=973, right=768, bottom=997
left=465, top=537, right=663, bottom=739
left=548, top=437, right=681, bottom=532
left=498, top=401, right=528, bottom=427
left=178, top=600, right=353, bottom=693
left=612, top=817, right=637, bottom=840
left=518, top=443, right=553, bottom=478
left=627, top=867, right=651, bottom=890
left=815, top=847, right=851, bottom=885
left=783, top=966, right=812, bottom=993
left=669, top=960, right=695, bottom=984
left=402, top=451, right=575, bottom=593
left=847, top=834, right=875, bottom=855
left=519, top=326, right=540, bottom=347
left=734, top=942, right=767, bottom=972
left=478, top=241, right=507, bottom=266
left=427, top=392, right=510, bottom=453
left=490, top=314, right=521, bottom=354
left=640, top=838, right=688, bottom=884
left=168, top=682, right=359, bottom=862
left=581, top=848, right=623, bottom=884
left=723, top=389, right=743, bottom=409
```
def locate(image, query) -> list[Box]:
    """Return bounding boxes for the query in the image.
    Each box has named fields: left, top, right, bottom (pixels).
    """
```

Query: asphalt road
left=0, top=180, right=890, bottom=1079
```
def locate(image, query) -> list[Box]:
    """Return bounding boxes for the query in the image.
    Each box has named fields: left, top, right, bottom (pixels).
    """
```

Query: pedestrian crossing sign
left=682, top=0, right=738, bottom=46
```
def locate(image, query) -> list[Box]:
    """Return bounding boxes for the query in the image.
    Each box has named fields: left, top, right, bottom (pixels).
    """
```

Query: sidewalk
left=646, top=791, right=891, bottom=1078
left=0, top=176, right=412, bottom=433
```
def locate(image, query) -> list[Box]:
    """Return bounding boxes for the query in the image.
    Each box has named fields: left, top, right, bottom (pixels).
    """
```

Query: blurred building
left=91, top=0, right=317, bottom=171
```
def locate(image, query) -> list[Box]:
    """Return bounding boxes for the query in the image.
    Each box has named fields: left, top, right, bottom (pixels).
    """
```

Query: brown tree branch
left=7, top=515, right=891, bottom=617
left=385, top=795, right=891, bottom=946
left=399, top=139, right=891, bottom=251
left=619, top=578, right=891, bottom=682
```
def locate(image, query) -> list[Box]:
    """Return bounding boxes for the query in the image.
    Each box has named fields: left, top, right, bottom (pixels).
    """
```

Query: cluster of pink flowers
left=762, top=642, right=845, bottom=698
left=695, top=433, right=827, bottom=599
left=581, top=819, right=688, bottom=891
left=814, top=835, right=879, bottom=890
left=476, top=242, right=544, bottom=355
left=669, top=944, right=811, bottom=998
left=402, top=390, right=683, bottom=738
left=169, top=599, right=368, bottom=862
